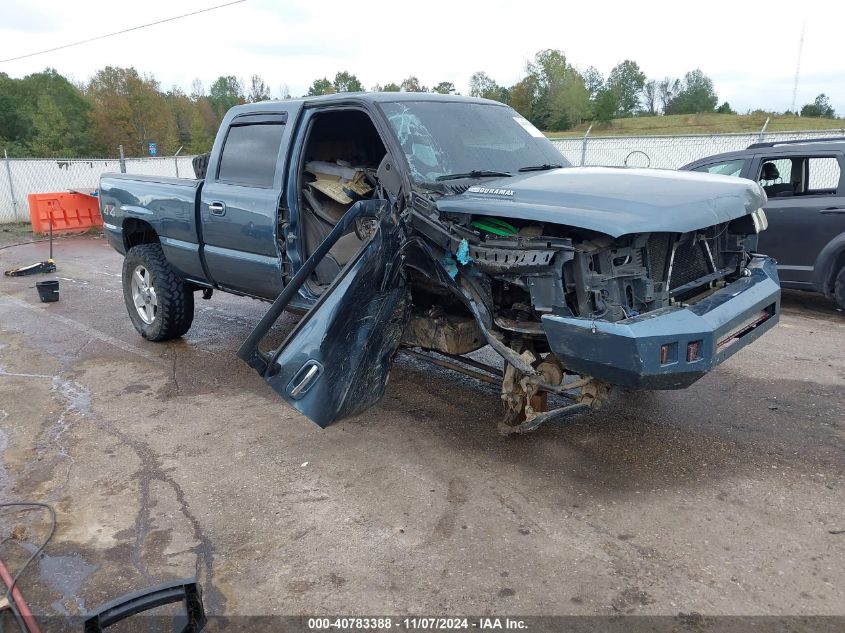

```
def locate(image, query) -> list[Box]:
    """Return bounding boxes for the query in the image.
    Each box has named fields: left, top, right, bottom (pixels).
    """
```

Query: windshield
left=379, top=101, right=570, bottom=183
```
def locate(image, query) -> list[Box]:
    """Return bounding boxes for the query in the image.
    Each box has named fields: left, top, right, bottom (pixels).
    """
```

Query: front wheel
left=122, top=244, right=194, bottom=341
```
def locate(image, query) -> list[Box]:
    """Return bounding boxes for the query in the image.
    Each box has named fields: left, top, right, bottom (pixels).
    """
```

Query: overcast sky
left=1, top=0, right=843, bottom=115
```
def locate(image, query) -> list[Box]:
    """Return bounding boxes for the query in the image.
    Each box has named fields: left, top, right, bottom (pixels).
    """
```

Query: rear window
left=217, top=123, right=285, bottom=187
left=807, top=157, right=841, bottom=191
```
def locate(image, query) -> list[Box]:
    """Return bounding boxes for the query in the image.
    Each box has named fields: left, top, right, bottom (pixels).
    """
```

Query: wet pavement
left=0, top=234, right=843, bottom=618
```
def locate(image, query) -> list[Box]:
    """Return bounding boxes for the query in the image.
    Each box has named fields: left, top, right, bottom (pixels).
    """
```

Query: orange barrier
left=27, top=192, right=103, bottom=234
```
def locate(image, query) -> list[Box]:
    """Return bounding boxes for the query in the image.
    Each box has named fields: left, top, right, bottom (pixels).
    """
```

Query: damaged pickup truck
left=99, top=93, right=780, bottom=433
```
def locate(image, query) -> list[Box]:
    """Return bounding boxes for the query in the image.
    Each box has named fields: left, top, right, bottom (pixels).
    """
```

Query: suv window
left=217, top=123, right=285, bottom=187
left=757, top=155, right=841, bottom=197
left=807, top=157, right=841, bottom=192
left=759, top=158, right=793, bottom=182
left=692, top=159, right=744, bottom=177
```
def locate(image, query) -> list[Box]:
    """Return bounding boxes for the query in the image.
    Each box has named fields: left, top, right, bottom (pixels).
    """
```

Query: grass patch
left=0, top=222, right=35, bottom=248
left=546, top=113, right=845, bottom=138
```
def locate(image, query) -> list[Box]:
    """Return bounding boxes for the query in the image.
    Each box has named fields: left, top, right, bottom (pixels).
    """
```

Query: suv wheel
left=122, top=244, right=195, bottom=340
left=835, top=265, right=845, bottom=311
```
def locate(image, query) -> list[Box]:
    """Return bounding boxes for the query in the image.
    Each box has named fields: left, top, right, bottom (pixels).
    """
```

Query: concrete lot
left=0, top=234, right=843, bottom=618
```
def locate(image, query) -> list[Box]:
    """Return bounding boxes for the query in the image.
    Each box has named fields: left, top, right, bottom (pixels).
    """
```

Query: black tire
left=122, top=244, right=194, bottom=341
left=834, top=266, right=845, bottom=311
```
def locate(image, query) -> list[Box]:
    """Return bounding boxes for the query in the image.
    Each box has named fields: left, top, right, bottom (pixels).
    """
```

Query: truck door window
left=692, top=159, right=745, bottom=177
left=217, top=123, right=285, bottom=187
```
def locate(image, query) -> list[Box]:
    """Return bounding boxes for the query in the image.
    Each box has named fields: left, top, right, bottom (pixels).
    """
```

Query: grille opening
left=671, top=238, right=711, bottom=289
left=647, top=233, right=673, bottom=282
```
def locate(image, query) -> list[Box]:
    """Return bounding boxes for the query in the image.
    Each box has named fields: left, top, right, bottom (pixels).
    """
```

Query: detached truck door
left=237, top=197, right=410, bottom=428
left=200, top=112, right=289, bottom=299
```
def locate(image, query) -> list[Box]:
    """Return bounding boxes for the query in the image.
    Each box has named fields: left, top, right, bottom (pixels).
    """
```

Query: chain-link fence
left=3, top=128, right=845, bottom=224
left=0, top=155, right=196, bottom=224
left=549, top=129, right=845, bottom=169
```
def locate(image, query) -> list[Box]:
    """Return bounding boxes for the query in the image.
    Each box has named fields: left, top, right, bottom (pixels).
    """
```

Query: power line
left=0, top=0, right=246, bottom=64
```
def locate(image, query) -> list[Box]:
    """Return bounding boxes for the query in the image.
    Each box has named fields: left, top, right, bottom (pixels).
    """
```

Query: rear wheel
left=834, top=266, right=845, bottom=311
left=122, top=244, right=194, bottom=340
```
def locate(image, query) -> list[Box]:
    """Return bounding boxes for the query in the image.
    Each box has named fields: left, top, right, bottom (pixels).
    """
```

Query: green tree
left=468, top=72, right=509, bottom=103
left=642, top=79, right=658, bottom=115
left=593, top=88, right=618, bottom=122
left=0, top=73, right=25, bottom=148
left=548, top=68, right=589, bottom=129
left=209, top=75, right=244, bottom=119
left=509, top=75, right=538, bottom=122
left=400, top=76, right=426, bottom=92
left=469, top=71, right=497, bottom=98
left=582, top=66, right=604, bottom=102
left=306, top=77, right=335, bottom=96
left=716, top=101, right=735, bottom=114
left=518, top=49, right=590, bottom=131
left=606, top=60, right=646, bottom=117
left=188, top=96, right=217, bottom=153
left=432, top=81, right=455, bottom=94
left=247, top=74, right=270, bottom=102
left=87, top=66, right=178, bottom=156
left=333, top=71, right=363, bottom=93
left=381, top=82, right=400, bottom=92
left=1, top=69, right=94, bottom=156
left=27, top=95, right=72, bottom=156
left=658, top=77, right=680, bottom=113
left=165, top=87, right=194, bottom=149
left=665, top=69, right=718, bottom=114
left=800, top=94, right=835, bottom=118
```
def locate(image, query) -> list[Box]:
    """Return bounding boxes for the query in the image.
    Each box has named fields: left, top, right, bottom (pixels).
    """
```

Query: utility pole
left=790, top=19, right=806, bottom=113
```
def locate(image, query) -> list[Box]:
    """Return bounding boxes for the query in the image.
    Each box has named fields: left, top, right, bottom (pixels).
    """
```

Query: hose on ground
left=0, top=503, right=56, bottom=633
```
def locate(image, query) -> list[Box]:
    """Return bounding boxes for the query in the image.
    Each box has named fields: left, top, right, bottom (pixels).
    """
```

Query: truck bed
left=99, top=173, right=206, bottom=282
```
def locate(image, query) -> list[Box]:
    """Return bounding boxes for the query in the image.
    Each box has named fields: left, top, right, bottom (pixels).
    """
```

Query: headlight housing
left=751, top=208, right=768, bottom=232
left=729, top=208, right=768, bottom=235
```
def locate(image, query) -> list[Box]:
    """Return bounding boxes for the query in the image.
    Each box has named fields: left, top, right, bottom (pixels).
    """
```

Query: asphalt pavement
left=0, top=234, right=843, bottom=618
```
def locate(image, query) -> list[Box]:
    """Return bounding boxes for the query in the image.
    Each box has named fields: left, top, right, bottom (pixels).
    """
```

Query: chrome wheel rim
left=130, top=265, right=158, bottom=325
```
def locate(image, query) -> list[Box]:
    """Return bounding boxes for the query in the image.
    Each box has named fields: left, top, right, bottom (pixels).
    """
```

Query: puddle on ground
left=21, top=542, right=99, bottom=614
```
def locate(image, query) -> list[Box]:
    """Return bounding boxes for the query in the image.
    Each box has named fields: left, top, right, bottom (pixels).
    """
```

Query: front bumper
left=542, top=256, right=780, bottom=389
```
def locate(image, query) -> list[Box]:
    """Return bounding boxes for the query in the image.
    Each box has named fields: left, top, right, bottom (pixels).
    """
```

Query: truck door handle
left=209, top=201, right=226, bottom=216
left=820, top=207, right=845, bottom=214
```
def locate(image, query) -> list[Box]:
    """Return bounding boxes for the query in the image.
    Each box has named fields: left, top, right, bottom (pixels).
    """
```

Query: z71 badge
left=467, top=186, right=514, bottom=196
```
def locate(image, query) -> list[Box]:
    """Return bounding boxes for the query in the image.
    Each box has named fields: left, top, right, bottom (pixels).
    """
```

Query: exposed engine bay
left=397, top=189, right=762, bottom=432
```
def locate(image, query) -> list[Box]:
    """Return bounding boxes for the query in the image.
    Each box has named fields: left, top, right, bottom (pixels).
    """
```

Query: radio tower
left=790, top=20, right=806, bottom=113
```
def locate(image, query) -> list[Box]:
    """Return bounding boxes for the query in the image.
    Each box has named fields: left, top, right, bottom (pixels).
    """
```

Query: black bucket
left=36, top=280, right=59, bottom=303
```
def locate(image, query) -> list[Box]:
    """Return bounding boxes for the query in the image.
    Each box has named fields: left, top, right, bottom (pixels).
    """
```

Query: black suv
left=682, top=138, right=845, bottom=310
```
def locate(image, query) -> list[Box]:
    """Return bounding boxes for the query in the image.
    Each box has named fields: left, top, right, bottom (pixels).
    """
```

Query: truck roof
left=226, top=91, right=504, bottom=116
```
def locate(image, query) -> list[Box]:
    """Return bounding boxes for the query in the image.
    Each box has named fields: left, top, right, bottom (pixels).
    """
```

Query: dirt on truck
left=98, top=93, right=780, bottom=432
